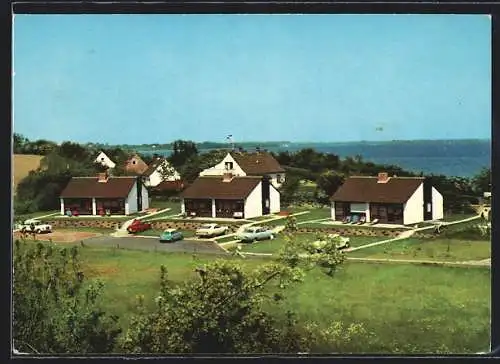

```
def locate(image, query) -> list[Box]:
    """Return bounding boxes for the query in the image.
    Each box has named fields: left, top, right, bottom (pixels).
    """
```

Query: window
left=132, top=160, right=136, bottom=165
left=276, top=174, right=281, bottom=182
left=101, top=157, right=105, bottom=161
left=225, top=162, right=233, bottom=170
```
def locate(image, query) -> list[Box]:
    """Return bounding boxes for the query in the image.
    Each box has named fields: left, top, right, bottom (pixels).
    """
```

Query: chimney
left=98, top=172, right=109, bottom=183
left=222, top=172, right=234, bottom=182
left=377, top=172, right=389, bottom=183
left=238, top=146, right=244, bottom=154
left=256, top=146, right=260, bottom=153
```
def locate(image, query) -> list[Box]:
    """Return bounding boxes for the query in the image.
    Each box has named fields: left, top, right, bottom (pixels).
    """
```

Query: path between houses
left=110, top=208, right=173, bottom=237
left=345, top=215, right=482, bottom=252
left=240, top=252, right=490, bottom=268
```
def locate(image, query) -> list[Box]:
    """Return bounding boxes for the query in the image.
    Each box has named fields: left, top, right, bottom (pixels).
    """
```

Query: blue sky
left=13, top=14, right=491, bottom=144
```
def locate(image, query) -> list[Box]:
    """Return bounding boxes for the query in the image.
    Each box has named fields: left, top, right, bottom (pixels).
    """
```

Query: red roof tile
left=60, top=177, right=137, bottom=198
left=230, top=151, right=285, bottom=174
left=180, top=176, right=261, bottom=200
left=331, top=176, right=425, bottom=204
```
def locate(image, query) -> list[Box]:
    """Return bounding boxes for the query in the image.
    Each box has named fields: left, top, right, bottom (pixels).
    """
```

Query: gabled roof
left=60, top=176, right=137, bottom=198
left=331, top=176, right=425, bottom=204
left=180, top=176, right=261, bottom=200
left=230, top=151, right=285, bottom=175
left=142, top=157, right=168, bottom=177
left=152, top=180, right=185, bottom=191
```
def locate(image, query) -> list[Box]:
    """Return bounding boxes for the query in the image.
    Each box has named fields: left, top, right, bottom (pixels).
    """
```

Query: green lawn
left=149, top=199, right=182, bottom=212
left=348, top=238, right=491, bottom=262
left=442, top=213, right=478, bottom=222
left=240, top=234, right=383, bottom=254
left=63, top=245, right=491, bottom=353
left=15, top=210, right=60, bottom=222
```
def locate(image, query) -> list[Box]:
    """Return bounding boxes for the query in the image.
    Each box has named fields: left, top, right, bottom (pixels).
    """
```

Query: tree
left=168, top=140, right=198, bottom=169
left=472, top=167, right=491, bottom=195
left=13, top=133, right=29, bottom=154
left=279, top=175, right=301, bottom=207
left=13, top=241, right=122, bottom=353
left=122, top=262, right=306, bottom=353
left=315, top=171, right=345, bottom=205
left=57, top=141, right=91, bottom=162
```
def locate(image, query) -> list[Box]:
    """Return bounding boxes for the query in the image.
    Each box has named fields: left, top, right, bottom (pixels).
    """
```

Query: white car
left=195, top=223, right=229, bottom=238
left=21, top=219, right=52, bottom=234
left=312, top=233, right=350, bottom=251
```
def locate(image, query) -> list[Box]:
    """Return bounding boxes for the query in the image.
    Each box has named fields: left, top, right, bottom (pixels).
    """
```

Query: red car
left=127, top=219, right=152, bottom=234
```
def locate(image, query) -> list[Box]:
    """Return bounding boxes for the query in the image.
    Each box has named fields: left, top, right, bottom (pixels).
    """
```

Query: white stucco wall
left=431, top=187, right=444, bottom=220
left=181, top=199, right=185, bottom=214
left=244, top=182, right=262, bottom=219
left=199, top=153, right=246, bottom=177
left=95, top=152, right=116, bottom=169
left=403, top=183, right=424, bottom=225
left=60, top=198, right=65, bottom=215
left=331, top=201, right=335, bottom=221
left=141, top=185, right=149, bottom=211
left=267, top=172, right=285, bottom=189
left=147, top=162, right=181, bottom=187
left=269, top=183, right=281, bottom=213
left=125, top=180, right=138, bottom=215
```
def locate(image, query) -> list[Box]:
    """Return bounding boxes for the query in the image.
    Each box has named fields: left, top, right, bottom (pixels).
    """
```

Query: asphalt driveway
left=81, top=235, right=229, bottom=255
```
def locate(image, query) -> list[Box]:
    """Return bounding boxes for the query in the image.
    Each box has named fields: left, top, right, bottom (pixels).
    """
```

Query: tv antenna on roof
left=226, top=134, right=234, bottom=150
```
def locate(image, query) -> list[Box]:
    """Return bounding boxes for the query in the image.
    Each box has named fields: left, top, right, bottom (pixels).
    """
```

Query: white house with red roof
left=331, top=172, right=444, bottom=226
left=59, top=173, right=149, bottom=216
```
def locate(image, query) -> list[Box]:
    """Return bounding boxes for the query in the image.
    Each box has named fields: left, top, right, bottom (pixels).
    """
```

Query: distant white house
left=94, top=151, right=116, bottom=169
left=142, top=157, right=181, bottom=187
left=330, top=172, right=444, bottom=226
left=180, top=174, right=280, bottom=219
left=199, top=150, right=286, bottom=188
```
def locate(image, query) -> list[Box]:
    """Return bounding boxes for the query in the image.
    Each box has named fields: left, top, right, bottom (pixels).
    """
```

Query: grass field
left=239, top=234, right=383, bottom=254
left=149, top=200, right=182, bottom=213
left=13, top=154, right=43, bottom=194
left=61, top=245, right=491, bottom=353
left=15, top=210, right=60, bottom=222
left=348, top=238, right=491, bottom=262
left=442, top=213, right=478, bottom=222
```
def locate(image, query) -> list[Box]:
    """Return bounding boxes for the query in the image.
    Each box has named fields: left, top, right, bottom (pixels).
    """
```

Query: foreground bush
left=13, top=241, right=122, bottom=354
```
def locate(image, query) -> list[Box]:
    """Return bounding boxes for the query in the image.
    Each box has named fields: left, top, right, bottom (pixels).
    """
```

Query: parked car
left=21, top=219, right=52, bottom=234
left=159, top=229, right=184, bottom=243
left=195, top=223, right=229, bottom=238
left=312, top=234, right=350, bottom=252
left=127, top=219, right=152, bottom=234
left=237, top=226, right=275, bottom=243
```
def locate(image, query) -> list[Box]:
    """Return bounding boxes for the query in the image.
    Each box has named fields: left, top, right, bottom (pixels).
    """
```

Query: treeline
left=13, top=135, right=491, bottom=216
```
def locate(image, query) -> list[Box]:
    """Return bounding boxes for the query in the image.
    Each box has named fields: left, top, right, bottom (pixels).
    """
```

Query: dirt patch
left=13, top=154, right=44, bottom=194
left=13, top=230, right=102, bottom=243
left=83, top=264, right=121, bottom=278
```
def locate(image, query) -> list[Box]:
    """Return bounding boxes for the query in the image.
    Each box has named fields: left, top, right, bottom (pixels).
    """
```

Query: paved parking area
left=82, top=235, right=229, bottom=255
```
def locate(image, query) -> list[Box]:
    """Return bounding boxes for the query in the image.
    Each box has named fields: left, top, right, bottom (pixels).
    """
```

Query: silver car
left=237, top=226, right=275, bottom=243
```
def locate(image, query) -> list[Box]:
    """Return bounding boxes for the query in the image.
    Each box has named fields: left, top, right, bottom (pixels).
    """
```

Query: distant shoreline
left=98, top=138, right=490, bottom=150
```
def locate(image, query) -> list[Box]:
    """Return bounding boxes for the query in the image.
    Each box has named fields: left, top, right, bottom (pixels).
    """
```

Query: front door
left=261, top=176, right=270, bottom=215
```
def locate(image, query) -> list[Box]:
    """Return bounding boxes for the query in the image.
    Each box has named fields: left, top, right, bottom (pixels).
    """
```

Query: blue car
left=159, top=229, right=184, bottom=243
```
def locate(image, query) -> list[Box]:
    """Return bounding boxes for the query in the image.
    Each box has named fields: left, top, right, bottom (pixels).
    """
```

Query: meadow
left=66, top=244, right=491, bottom=354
